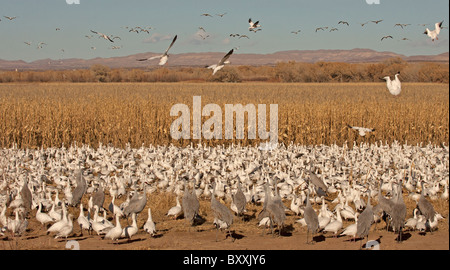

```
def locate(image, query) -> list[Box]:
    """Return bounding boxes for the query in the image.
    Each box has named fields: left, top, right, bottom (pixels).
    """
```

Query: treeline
left=0, top=57, right=448, bottom=83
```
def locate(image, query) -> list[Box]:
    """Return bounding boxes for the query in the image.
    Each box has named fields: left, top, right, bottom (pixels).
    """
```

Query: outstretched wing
left=218, top=49, right=234, bottom=65
left=164, top=35, right=178, bottom=55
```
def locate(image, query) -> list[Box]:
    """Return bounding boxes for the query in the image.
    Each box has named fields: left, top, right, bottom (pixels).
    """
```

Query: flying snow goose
left=137, top=35, right=177, bottom=66
left=248, top=18, right=261, bottom=30
left=347, top=125, right=376, bottom=137
left=90, top=30, right=114, bottom=42
left=424, top=21, right=444, bottom=41
left=383, top=71, right=401, bottom=96
left=3, top=16, right=17, bottom=21
left=207, top=49, right=234, bottom=75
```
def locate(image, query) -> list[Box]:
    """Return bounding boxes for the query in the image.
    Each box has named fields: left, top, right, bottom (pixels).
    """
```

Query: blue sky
left=0, top=0, right=448, bottom=62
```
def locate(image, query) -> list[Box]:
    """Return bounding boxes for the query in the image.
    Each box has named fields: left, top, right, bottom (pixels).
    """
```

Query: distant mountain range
left=0, top=48, right=448, bottom=70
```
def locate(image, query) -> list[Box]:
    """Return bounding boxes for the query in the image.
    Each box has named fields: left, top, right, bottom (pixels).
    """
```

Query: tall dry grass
left=0, top=82, right=448, bottom=149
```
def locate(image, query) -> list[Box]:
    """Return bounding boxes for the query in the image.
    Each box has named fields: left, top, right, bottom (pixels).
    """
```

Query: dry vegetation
left=0, top=58, right=448, bottom=83
left=0, top=82, right=448, bottom=149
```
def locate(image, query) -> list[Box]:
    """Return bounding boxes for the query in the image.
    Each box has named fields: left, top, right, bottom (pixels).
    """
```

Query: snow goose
left=3, top=16, right=17, bottom=21
left=55, top=214, right=74, bottom=240
left=424, top=21, right=444, bottom=41
left=339, top=213, right=359, bottom=241
left=137, top=35, right=177, bottom=66
left=207, top=49, right=234, bottom=75
left=77, top=204, right=91, bottom=236
left=167, top=196, right=182, bottom=219
left=91, top=206, right=111, bottom=235
left=347, top=125, right=376, bottom=137
left=143, top=208, right=157, bottom=237
left=323, top=208, right=343, bottom=237
left=47, top=203, right=68, bottom=235
left=416, top=215, right=426, bottom=232
left=404, top=208, right=419, bottom=231
left=36, top=203, right=55, bottom=229
left=248, top=18, right=261, bottom=30
left=105, top=214, right=123, bottom=244
left=49, top=201, right=62, bottom=221
left=289, top=194, right=301, bottom=216
left=108, top=195, right=124, bottom=217
left=122, top=212, right=138, bottom=241
left=383, top=72, right=402, bottom=96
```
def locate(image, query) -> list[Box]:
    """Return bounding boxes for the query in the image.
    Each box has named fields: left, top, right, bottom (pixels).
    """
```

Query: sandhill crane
left=123, top=185, right=147, bottom=220
left=137, top=35, right=177, bottom=66
left=394, top=23, right=410, bottom=29
left=390, top=181, right=407, bottom=242
left=90, top=30, right=114, bottom=42
left=182, top=180, right=200, bottom=227
left=360, top=21, right=369, bottom=27
left=308, top=168, right=328, bottom=195
left=424, top=21, right=444, bottom=41
left=91, top=183, right=105, bottom=212
left=417, top=181, right=436, bottom=232
left=201, top=13, right=213, bottom=17
left=356, top=190, right=374, bottom=249
left=383, top=71, right=401, bottom=96
left=207, top=49, right=234, bottom=75
left=347, top=125, right=375, bottom=137
left=381, top=35, right=393, bottom=41
left=260, top=180, right=286, bottom=237
left=216, top=12, right=227, bottom=17
left=338, top=21, right=350, bottom=26
left=20, top=176, right=33, bottom=215
left=304, top=191, right=319, bottom=244
left=211, top=182, right=234, bottom=241
left=231, top=177, right=247, bottom=218
left=291, top=30, right=301, bottom=34
left=374, top=181, right=394, bottom=231
left=372, top=20, right=383, bottom=24
left=71, top=169, right=87, bottom=207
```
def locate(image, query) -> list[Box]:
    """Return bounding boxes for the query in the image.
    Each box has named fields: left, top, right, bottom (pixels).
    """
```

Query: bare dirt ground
left=1, top=193, right=448, bottom=250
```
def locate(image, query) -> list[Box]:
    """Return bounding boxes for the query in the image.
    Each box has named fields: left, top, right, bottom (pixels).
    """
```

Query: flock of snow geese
left=0, top=140, right=448, bottom=248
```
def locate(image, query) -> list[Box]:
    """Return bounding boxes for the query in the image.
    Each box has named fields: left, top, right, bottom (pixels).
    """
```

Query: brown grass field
left=0, top=82, right=448, bottom=149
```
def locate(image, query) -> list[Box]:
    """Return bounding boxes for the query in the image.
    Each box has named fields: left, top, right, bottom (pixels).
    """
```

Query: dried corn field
left=0, top=82, right=448, bottom=149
